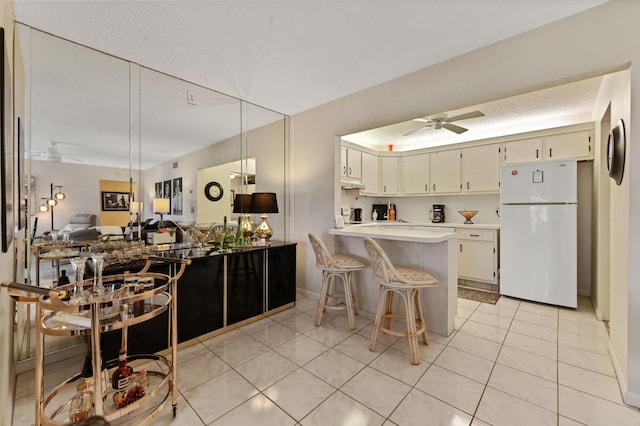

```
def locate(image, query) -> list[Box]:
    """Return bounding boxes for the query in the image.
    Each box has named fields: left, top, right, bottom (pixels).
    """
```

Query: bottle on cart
left=69, top=379, right=94, bottom=422
left=235, top=217, right=243, bottom=245
left=111, top=348, right=134, bottom=390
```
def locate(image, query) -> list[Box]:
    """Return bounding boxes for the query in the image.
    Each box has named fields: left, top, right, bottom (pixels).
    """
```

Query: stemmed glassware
left=69, top=257, right=86, bottom=305
left=90, top=253, right=106, bottom=300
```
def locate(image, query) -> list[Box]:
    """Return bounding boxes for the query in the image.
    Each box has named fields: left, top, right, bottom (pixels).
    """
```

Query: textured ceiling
left=14, top=0, right=609, bottom=116
left=15, top=1, right=610, bottom=169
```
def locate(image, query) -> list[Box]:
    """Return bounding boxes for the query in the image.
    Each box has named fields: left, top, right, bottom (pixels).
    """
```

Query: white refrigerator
left=499, top=158, right=577, bottom=308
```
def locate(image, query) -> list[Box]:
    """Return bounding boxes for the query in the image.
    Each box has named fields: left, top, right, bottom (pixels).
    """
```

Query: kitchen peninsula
left=329, top=224, right=457, bottom=336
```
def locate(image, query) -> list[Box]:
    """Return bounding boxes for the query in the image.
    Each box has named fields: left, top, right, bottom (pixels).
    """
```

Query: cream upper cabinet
left=544, top=130, right=592, bottom=160
left=402, top=153, right=430, bottom=194
left=381, top=156, right=400, bottom=195
left=341, top=146, right=362, bottom=180
left=504, top=130, right=593, bottom=164
left=361, top=151, right=380, bottom=195
left=461, top=144, right=501, bottom=193
left=430, top=149, right=461, bottom=194
left=503, top=138, right=543, bottom=164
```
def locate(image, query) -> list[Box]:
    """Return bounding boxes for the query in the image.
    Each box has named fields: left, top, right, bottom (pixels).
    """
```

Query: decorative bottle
left=389, top=204, right=396, bottom=221
left=235, top=217, right=243, bottom=245
left=69, top=379, right=94, bottom=422
left=111, top=348, right=134, bottom=390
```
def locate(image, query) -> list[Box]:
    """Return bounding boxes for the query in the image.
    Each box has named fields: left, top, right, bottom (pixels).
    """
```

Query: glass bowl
left=458, top=210, right=478, bottom=224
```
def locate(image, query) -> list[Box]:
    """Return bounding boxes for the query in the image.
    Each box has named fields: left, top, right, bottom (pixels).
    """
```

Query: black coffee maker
left=432, top=204, right=445, bottom=223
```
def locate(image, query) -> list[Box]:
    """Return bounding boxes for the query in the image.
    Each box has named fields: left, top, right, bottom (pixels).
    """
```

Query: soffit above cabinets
left=342, top=75, right=603, bottom=153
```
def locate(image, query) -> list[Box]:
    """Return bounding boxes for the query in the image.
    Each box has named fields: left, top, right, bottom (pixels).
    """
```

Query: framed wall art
left=101, top=191, right=130, bottom=211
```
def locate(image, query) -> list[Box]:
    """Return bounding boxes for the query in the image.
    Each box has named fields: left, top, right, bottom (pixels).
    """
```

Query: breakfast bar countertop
left=328, top=224, right=457, bottom=243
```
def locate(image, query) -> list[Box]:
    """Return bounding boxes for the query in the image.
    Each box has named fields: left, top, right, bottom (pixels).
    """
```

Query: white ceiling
left=14, top=0, right=610, bottom=168
left=14, top=0, right=608, bottom=116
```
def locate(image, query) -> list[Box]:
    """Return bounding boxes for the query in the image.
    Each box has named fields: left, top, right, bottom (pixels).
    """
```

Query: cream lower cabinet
left=457, top=228, right=498, bottom=284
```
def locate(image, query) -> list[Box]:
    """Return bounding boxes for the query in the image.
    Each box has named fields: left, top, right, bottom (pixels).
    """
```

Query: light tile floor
left=12, top=293, right=640, bottom=425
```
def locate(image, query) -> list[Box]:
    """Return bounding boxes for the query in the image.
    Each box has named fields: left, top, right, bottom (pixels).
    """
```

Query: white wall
left=31, top=160, right=133, bottom=234
left=291, top=0, right=640, bottom=406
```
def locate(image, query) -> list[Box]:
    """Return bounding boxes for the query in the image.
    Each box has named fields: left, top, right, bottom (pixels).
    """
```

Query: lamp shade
left=233, top=194, right=253, bottom=213
left=153, top=198, right=170, bottom=214
left=251, top=192, right=278, bottom=213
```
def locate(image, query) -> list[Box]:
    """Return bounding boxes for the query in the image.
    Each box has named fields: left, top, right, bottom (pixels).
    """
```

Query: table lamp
left=233, top=193, right=255, bottom=237
left=251, top=192, right=278, bottom=244
left=153, top=198, right=170, bottom=228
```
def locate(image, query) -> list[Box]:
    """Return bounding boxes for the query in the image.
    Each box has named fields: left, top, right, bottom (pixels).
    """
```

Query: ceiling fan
left=403, top=110, right=485, bottom=136
left=31, top=141, right=82, bottom=162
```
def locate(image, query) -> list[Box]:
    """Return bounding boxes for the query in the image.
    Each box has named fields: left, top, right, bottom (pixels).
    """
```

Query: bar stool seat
left=363, top=237, right=438, bottom=365
left=309, top=233, right=365, bottom=330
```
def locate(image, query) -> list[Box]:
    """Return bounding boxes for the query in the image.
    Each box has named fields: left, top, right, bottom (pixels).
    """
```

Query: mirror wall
left=15, top=24, right=288, bottom=362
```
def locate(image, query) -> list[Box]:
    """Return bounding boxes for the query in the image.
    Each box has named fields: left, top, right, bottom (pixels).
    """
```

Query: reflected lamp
left=251, top=192, right=278, bottom=244
left=233, top=193, right=255, bottom=237
left=153, top=198, right=170, bottom=227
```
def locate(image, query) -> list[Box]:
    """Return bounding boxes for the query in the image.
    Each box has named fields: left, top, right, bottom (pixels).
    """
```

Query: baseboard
left=623, top=389, right=640, bottom=409
left=607, top=340, right=637, bottom=407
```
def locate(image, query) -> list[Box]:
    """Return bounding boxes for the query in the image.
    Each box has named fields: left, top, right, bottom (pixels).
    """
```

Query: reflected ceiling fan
left=403, top=110, right=485, bottom=136
left=31, top=141, right=82, bottom=162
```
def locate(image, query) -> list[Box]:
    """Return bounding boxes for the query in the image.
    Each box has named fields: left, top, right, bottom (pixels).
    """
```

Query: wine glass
left=69, top=257, right=86, bottom=305
left=90, top=253, right=106, bottom=300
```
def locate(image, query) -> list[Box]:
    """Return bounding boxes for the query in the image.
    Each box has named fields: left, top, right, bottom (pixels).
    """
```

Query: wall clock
left=607, top=118, right=626, bottom=185
left=204, top=181, right=224, bottom=202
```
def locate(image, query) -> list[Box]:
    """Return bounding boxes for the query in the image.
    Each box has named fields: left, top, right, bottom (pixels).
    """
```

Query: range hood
left=341, top=180, right=366, bottom=190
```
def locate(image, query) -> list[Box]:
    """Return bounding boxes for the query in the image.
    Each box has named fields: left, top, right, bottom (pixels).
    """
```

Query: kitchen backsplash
left=341, top=192, right=501, bottom=225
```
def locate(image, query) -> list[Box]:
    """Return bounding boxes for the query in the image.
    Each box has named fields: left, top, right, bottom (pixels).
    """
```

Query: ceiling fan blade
left=403, top=125, right=429, bottom=136
left=445, top=110, right=485, bottom=123
left=442, top=122, right=468, bottom=134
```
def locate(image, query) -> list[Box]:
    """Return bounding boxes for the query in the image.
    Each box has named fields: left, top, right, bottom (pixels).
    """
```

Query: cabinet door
left=227, top=250, right=265, bottom=325
left=544, top=131, right=592, bottom=160
left=341, top=146, right=348, bottom=177
left=430, top=149, right=461, bottom=193
left=402, top=153, right=430, bottom=194
left=381, top=156, right=400, bottom=194
left=462, top=145, right=500, bottom=193
left=361, top=152, right=380, bottom=195
left=267, top=244, right=297, bottom=311
left=347, top=148, right=362, bottom=179
left=458, top=239, right=496, bottom=283
left=503, top=138, right=542, bottom=164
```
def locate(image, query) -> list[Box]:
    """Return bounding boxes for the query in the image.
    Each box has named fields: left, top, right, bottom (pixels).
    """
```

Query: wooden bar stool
left=309, top=233, right=365, bottom=330
left=363, top=237, right=438, bottom=365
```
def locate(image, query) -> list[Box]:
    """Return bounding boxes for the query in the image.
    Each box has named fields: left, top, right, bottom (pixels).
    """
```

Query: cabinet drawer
left=456, top=229, right=495, bottom=242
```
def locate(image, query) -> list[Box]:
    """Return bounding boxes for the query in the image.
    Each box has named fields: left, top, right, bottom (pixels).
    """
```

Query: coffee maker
left=431, top=204, right=445, bottom=223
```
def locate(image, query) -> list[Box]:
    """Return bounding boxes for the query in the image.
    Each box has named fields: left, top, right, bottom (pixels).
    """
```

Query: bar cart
left=4, top=256, right=190, bottom=425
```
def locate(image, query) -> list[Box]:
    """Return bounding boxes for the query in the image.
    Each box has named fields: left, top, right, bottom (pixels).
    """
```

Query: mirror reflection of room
left=16, top=23, right=288, bottom=365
